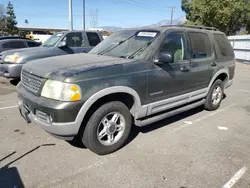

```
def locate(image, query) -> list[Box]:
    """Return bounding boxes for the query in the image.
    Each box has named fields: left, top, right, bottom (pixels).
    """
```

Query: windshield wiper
left=98, top=35, right=135, bottom=56
left=127, top=41, right=152, bottom=59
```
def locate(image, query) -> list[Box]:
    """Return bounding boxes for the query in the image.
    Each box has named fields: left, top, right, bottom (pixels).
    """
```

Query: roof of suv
left=0, top=36, right=32, bottom=40
left=0, top=38, right=39, bottom=44
left=122, top=25, right=224, bottom=34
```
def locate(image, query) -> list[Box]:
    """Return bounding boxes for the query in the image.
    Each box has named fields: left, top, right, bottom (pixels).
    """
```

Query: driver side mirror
left=58, top=41, right=67, bottom=48
left=158, top=52, right=174, bottom=64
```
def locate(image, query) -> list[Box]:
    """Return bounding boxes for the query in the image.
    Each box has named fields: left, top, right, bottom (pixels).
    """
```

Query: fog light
left=4, top=72, right=9, bottom=77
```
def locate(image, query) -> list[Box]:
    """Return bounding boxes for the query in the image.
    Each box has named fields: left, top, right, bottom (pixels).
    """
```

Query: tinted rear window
left=9, top=41, right=26, bottom=49
left=2, top=42, right=9, bottom=49
left=188, top=32, right=212, bottom=59
left=213, top=34, right=234, bottom=57
left=86, top=32, right=101, bottom=46
left=27, top=41, right=40, bottom=47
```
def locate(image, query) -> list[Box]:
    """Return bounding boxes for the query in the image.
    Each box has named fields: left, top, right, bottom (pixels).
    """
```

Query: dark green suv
left=17, top=25, right=235, bottom=155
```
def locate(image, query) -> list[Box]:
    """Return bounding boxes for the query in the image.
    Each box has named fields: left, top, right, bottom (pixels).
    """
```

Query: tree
left=181, top=0, right=250, bottom=35
left=0, top=4, right=7, bottom=34
left=6, top=1, right=18, bottom=35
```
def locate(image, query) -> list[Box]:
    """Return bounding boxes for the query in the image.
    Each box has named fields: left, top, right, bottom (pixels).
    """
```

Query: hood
left=1, top=47, right=53, bottom=59
left=23, top=53, right=134, bottom=81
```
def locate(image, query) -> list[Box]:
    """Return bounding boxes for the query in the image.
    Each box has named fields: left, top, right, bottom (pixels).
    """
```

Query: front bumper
left=0, top=63, right=23, bottom=78
left=17, top=83, right=84, bottom=140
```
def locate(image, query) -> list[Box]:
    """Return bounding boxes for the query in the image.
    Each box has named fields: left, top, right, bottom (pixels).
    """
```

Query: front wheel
left=82, top=101, right=132, bottom=155
left=205, top=79, right=224, bottom=111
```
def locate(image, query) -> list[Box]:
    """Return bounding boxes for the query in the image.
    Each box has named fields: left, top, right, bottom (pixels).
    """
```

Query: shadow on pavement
left=125, top=106, right=204, bottom=146
left=0, top=166, right=24, bottom=188
left=0, top=144, right=56, bottom=188
left=10, top=79, right=20, bottom=86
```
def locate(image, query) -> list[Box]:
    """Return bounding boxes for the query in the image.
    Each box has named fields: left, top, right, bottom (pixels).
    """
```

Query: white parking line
left=222, top=166, right=247, bottom=188
left=193, top=103, right=237, bottom=123
left=0, top=105, right=18, bottom=111
left=0, top=100, right=16, bottom=104
left=171, top=103, right=237, bottom=133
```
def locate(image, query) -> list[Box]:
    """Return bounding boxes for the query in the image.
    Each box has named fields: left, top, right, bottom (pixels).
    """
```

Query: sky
left=2, top=0, right=185, bottom=29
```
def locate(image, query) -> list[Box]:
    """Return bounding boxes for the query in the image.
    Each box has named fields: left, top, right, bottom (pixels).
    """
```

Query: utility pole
left=83, top=0, right=85, bottom=30
left=69, top=0, right=73, bottom=30
left=169, top=6, right=175, bottom=26
left=90, top=9, right=99, bottom=28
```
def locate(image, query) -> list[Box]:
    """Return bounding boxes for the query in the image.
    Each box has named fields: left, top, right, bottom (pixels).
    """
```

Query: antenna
left=169, top=6, right=176, bottom=26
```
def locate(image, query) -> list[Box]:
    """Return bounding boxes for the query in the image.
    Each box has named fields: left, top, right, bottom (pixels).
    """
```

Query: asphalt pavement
left=0, top=62, right=250, bottom=188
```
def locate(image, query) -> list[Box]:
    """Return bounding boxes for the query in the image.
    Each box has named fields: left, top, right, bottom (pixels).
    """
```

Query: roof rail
left=160, top=25, right=218, bottom=31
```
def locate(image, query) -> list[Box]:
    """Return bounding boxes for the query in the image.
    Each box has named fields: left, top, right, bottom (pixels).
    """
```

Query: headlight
left=4, top=54, right=19, bottom=63
left=41, top=80, right=82, bottom=101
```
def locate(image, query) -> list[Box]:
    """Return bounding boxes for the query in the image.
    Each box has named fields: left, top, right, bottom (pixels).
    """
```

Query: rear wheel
left=205, top=79, right=224, bottom=111
left=82, top=101, right=132, bottom=155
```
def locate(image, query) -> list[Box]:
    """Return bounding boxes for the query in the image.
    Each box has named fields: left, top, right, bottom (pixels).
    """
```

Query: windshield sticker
left=56, top=33, right=63, bottom=37
left=137, top=32, right=157, bottom=37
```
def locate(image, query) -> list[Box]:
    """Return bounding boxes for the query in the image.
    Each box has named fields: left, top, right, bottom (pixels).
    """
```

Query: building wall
left=228, top=35, right=250, bottom=63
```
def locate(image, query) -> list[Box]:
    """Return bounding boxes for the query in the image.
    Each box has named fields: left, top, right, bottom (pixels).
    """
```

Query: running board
left=135, top=99, right=205, bottom=127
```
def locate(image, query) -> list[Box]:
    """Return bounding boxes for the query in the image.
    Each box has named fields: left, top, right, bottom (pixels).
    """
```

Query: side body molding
left=74, top=68, right=230, bottom=132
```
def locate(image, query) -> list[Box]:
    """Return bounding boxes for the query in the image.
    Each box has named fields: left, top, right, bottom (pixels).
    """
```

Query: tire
left=82, top=101, right=132, bottom=155
left=205, top=79, right=224, bottom=111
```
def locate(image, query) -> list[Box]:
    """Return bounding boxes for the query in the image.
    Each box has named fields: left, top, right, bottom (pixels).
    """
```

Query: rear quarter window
left=213, top=34, right=234, bottom=57
left=86, top=32, right=101, bottom=46
left=2, top=42, right=10, bottom=49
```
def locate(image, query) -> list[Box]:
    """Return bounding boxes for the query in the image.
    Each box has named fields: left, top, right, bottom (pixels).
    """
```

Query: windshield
left=89, top=30, right=159, bottom=58
left=42, top=33, right=64, bottom=47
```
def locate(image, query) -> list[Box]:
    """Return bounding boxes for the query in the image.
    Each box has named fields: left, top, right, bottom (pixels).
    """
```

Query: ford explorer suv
left=17, top=25, right=235, bottom=155
left=0, top=30, right=103, bottom=79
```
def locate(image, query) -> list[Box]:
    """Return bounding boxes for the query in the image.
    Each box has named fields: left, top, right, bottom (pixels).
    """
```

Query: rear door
left=61, top=32, right=89, bottom=53
left=187, top=32, right=215, bottom=92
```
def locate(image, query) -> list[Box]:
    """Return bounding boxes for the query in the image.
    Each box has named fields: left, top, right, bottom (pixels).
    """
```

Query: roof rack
left=160, top=25, right=218, bottom=31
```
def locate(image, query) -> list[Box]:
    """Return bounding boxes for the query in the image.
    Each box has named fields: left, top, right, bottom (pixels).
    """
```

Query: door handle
left=82, top=49, right=86, bottom=52
left=210, top=62, right=217, bottom=67
left=181, top=65, right=190, bottom=72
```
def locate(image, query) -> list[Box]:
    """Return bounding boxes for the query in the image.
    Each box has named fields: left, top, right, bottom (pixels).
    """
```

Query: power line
left=127, top=0, right=172, bottom=11
left=104, top=0, right=171, bottom=15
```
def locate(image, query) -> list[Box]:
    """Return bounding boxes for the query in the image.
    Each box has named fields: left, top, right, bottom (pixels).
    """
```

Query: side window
left=27, top=41, right=40, bottom=47
left=9, top=41, right=26, bottom=49
left=86, top=32, right=101, bottom=46
left=2, top=42, right=10, bottom=49
left=213, top=34, right=234, bottom=57
left=63, top=32, right=85, bottom=47
left=160, top=32, right=186, bottom=62
left=188, top=32, right=212, bottom=59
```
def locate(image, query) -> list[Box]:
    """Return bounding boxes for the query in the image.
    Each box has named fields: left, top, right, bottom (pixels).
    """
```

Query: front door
left=57, top=32, right=89, bottom=54
left=147, top=31, right=192, bottom=108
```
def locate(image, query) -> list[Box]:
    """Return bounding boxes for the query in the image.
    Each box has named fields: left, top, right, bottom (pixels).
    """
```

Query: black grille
left=21, top=70, right=44, bottom=93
